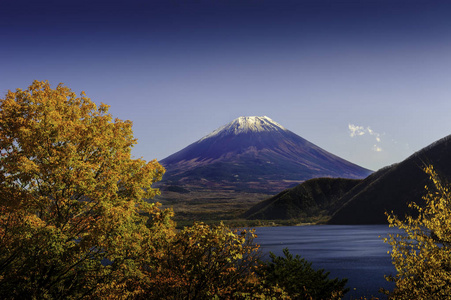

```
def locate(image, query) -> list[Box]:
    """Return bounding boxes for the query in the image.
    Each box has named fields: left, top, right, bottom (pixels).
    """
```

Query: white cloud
left=348, top=124, right=365, bottom=137
left=348, top=124, right=382, bottom=143
left=349, top=123, right=384, bottom=152
left=367, top=127, right=381, bottom=142
left=373, top=145, right=383, bottom=152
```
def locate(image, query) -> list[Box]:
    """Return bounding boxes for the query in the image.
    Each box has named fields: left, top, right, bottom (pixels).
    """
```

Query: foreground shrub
left=258, top=248, right=349, bottom=300
left=141, top=222, right=270, bottom=299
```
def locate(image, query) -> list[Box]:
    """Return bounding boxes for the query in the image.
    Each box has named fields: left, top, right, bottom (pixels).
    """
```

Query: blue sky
left=2, top=0, right=451, bottom=171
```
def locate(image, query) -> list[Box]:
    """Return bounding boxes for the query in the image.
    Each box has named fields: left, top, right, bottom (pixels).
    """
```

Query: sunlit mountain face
left=160, top=116, right=372, bottom=193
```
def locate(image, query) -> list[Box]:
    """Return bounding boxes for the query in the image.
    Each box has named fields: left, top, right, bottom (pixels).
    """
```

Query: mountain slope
left=160, top=116, right=372, bottom=194
left=328, top=135, right=451, bottom=224
left=244, top=177, right=361, bottom=221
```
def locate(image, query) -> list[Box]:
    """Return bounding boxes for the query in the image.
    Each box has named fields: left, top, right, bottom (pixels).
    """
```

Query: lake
left=254, top=225, right=400, bottom=299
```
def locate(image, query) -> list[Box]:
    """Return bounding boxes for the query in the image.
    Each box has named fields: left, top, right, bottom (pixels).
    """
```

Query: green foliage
left=384, top=165, right=451, bottom=299
left=259, top=248, right=349, bottom=300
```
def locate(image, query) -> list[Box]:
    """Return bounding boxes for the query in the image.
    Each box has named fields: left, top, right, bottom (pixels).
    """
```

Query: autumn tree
left=384, top=165, right=451, bottom=299
left=0, top=80, right=171, bottom=299
left=140, top=222, right=271, bottom=299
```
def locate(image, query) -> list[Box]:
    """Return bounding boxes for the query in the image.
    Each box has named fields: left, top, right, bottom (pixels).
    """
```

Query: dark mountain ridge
left=244, top=177, right=362, bottom=221
left=240, top=134, right=451, bottom=225
left=328, top=134, right=451, bottom=224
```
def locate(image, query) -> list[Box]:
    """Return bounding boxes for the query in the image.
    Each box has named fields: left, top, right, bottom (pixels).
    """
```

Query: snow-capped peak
left=200, top=116, right=286, bottom=141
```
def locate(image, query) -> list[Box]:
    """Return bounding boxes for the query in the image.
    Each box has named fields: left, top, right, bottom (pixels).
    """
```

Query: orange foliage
left=0, top=81, right=168, bottom=299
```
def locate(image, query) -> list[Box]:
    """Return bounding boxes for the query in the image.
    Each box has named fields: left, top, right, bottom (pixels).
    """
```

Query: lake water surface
left=254, top=225, right=400, bottom=299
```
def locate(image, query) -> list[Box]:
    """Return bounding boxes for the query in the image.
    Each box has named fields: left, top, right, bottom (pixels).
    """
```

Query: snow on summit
left=161, top=115, right=373, bottom=191
left=201, top=116, right=286, bottom=140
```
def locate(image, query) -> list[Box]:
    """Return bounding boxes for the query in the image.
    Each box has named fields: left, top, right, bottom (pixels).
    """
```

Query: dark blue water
left=255, top=225, right=399, bottom=299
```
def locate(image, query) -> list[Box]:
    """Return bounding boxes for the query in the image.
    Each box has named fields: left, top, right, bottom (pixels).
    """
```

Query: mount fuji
left=160, top=116, right=372, bottom=194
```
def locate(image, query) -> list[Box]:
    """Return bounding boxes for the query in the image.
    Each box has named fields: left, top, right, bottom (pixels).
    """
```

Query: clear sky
left=2, top=0, right=451, bottom=171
